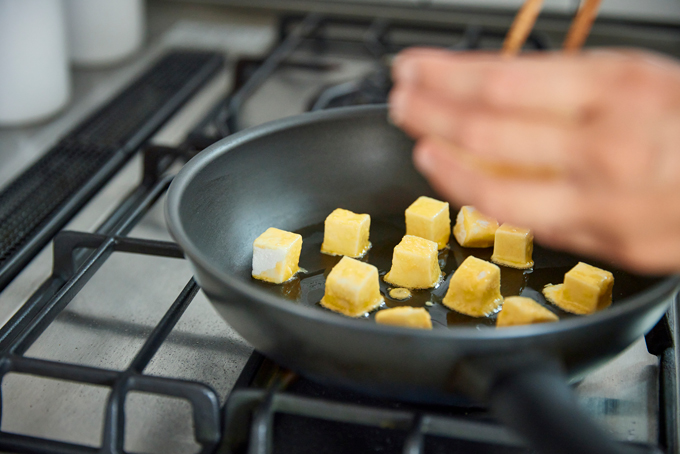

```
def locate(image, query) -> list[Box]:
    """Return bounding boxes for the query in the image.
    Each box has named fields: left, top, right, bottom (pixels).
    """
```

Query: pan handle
left=461, top=357, right=633, bottom=454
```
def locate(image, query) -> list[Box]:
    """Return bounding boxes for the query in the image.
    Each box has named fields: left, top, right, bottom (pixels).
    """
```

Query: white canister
left=64, top=0, right=145, bottom=66
left=0, top=0, right=71, bottom=126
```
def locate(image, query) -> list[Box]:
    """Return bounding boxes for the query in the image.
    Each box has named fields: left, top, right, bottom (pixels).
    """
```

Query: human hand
left=389, top=48, right=680, bottom=274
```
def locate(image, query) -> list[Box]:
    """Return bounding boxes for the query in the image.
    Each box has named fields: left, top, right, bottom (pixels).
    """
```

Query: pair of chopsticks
left=502, top=0, right=602, bottom=55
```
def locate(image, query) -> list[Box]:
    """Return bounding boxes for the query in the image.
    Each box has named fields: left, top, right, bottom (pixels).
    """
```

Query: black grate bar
left=110, top=177, right=176, bottom=237
left=97, top=175, right=175, bottom=238
left=659, top=296, right=679, bottom=452
left=226, top=389, right=525, bottom=454
left=1, top=277, right=220, bottom=454
left=227, top=14, right=322, bottom=133
left=101, top=381, right=126, bottom=454
left=128, top=374, right=221, bottom=446
left=0, top=171, right=177, bottom=353
left=8, top=237, right=116, bottom=355
left=113, top=236, right=184, bottom=258
left=94, top=151, right=177, bottom=236
left=52, top=231, right=184, bottom=281
left=228, top=389, right=666, bottom=454
left=402, top=415, right=425, bottom=454
left=273, top=392, right=412, bottom=430
left=4, top=232, right=184, bottom=355
left=248, top=390, right=276, bottom=454
left=128, top=279, right=198, bottom=373
left=4, top=354, right=118, bottom=386
left=0, top=51, right=223, bottom=293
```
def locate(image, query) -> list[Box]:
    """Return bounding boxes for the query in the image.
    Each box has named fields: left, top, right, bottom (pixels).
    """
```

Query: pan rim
left=166, top=104, right=680, bottom=340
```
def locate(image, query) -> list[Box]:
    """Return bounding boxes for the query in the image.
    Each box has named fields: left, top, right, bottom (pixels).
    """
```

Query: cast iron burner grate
left=0, top=12, right=675, bottom=454
left=220, top=353, right=669, bottom=454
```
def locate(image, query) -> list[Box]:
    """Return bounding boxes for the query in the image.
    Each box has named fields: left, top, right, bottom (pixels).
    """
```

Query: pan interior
left=177, top=108, right=664, bottom=328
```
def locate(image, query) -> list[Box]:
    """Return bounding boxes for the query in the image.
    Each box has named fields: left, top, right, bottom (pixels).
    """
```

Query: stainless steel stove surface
left=0, top=2, right=677, bottom=453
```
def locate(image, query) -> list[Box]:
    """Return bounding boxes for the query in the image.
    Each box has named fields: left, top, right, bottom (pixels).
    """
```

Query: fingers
left=414, top=135, right=680, bottom=273
left=411, top=136, right=630, bottom=267
left=412, top=136, right=578, bottom=232
left=389, top=82, right=578, bottom=170
left=392, top=49, right=599, bottom=119
left=581, top=191, right=680, bottom=274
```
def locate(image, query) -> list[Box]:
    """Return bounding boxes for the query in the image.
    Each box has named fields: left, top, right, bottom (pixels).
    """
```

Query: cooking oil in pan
left=250, top=214, right=647, bottom=329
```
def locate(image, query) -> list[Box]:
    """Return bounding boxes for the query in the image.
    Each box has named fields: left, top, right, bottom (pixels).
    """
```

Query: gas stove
left=0, top=3, right=678, bottom=453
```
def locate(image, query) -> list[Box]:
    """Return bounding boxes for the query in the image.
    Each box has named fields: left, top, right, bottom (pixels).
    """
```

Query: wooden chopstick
left=502, top=0, right=545, bottom=56
left=563, top=0, right=602, bottom=52
left=502, top=0, right=601, bottom=56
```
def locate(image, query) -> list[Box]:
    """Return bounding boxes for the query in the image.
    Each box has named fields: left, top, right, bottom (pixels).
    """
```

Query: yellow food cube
left=405, top=196, right=451, bottom=249
left=375, top=307, right=432, bottom=329
left=443, top=256, right=502, bottom=317
left=252, top=227, right=303, bottom=284
left=453, top=206, right=499, bottom=248
left=496, top=296, right=559, bottom=327
left=542, top=262, right=614, bottom=315
left=320, top=256, right=384, bottom=317
left=321, top=208, right=371, bottom=258
left=384, top=235, right=441, bottom=289
left=491, top=223, right=534, bottom=269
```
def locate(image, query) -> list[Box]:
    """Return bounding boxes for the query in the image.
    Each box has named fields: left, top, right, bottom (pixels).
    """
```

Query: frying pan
left=166, top=105, right=679, bottom=454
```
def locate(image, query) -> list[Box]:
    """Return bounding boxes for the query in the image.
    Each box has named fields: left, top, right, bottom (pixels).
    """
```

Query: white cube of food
left=405, top=196, right=450, bottom=249
left=321, top=208, right=371, bottom=258
left=453, top=206, right=499, bottom=248
left=543, top=262, right=614, bottom=315
left=320, top=256, right=384, bottom=317
left=252, top=227, right=303, bottom=284
left=384, top=235, right=441, bottom=289
left=491, top=223, right=534, bottom=269
left=375, top=307, right=432, bottom=329
left=496, top=296, right=559, bottom=327
left=443, top=256, right=502, bottom=317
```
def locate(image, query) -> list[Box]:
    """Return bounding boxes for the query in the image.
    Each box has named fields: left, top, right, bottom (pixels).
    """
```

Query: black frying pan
left=166, top=105, right=679, bottom=454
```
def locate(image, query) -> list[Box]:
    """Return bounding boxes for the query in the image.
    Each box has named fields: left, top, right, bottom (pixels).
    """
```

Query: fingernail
left=388, top=87, right=407, bottom=125
left=392, top=56, right=418, bottom=85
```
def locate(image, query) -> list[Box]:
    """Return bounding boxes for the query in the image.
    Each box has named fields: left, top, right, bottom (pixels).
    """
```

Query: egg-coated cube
left=496, top=296, right=559, bottom=327
left=443, top=256, right=502, bottom=317
left=320, top=256, right=384, bottom=317
left=252, top=227, right=302, bottom=284
left=491, top=223, right=534, bottom=269
left=453, top=206, right=499, bottom=248
left=405, top=196, right=451, bottom=249
left=543, top=262, right=614, bottom=315
left=375, top=307, right=432, bottom=329
left=384, top=235, right=441, bottom=289
left=321, top=208, right=371, bottom=258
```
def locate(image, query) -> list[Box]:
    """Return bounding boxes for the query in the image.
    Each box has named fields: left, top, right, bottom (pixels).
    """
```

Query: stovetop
left=0, top=2, right=678, bottom=453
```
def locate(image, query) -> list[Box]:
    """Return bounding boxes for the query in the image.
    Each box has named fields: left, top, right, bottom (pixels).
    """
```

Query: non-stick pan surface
left=166, top=105, right=679, bottom=454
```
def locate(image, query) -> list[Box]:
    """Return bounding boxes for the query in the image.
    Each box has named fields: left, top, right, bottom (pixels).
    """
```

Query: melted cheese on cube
left=320, top=256, right=384, bottom=317
left=384, top=235, right=441, bottom=289
left=542, top=262, right=614, bottom=315
left=252, top=227, right=302, bottom=284
left=443, top=256, right=502, bottom=317
left=453, top=206, right=499, bottom=248
left=321, top=208, right=371, bottom=258
left=496, top=296, right=559, bottom=327
left=491, top=223, right=534, bottom=269
left=375, top=307, right=432, bottom=329
left=405, top=196, right=450, bottom=249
